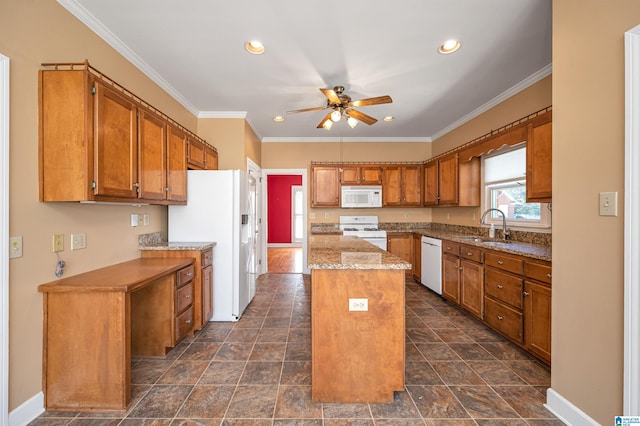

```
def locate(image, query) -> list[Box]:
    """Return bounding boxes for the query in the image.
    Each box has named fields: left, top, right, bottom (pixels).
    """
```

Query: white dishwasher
left=421, top=236, right=442, bottom=295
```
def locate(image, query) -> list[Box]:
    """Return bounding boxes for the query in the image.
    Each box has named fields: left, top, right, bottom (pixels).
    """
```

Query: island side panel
left=43, top=291, right=130, bottom=411
left=311, top=268, right=405, bottom=403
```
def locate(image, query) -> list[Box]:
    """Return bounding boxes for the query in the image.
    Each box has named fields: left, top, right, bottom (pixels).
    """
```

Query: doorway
left=262, top=169, right=308, bottom=274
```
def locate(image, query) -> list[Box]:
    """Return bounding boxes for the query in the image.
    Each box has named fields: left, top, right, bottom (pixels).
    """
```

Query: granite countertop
left=308, top=235, right=411, bottom=270
left=311, top=223, right=551, bottom=262
left=411, top=229, right=551, bottom=261
left=139, top=241, right=216, bottom=251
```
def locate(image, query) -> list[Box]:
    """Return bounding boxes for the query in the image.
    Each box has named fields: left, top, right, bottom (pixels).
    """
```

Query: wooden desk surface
left=38, top=257, right=194, bottom=293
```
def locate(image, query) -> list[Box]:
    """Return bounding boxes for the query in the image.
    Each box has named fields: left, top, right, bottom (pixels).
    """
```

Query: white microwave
left=341, top=185, right=383, bottom=208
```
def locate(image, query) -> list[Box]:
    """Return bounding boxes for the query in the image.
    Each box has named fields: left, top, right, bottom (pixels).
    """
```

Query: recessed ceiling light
left=383, top=116, right=395, bottom=122
left=245, top=40, right=265, bottom=55
left=273, top=115, right=285, bottom=122
left=438, top=39, right=461, bottom=54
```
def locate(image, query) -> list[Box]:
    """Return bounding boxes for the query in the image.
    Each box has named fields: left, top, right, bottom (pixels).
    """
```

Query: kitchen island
left=308, top=235, right=411, bottom=403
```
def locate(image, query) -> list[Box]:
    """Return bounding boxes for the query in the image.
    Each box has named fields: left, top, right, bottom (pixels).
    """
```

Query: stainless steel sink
left=458, top=236, right=490, bottom=243
left=482, top=240, right=512, bottom=245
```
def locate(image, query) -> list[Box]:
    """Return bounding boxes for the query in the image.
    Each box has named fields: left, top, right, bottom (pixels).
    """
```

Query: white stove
left=339, top=216, right=387, bottom=250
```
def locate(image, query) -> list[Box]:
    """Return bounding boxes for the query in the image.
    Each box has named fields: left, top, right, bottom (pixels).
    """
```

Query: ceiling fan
left=287, top=86, right=392, bottom=130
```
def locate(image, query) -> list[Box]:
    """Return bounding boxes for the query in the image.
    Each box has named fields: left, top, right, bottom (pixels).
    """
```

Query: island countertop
left=308, top=234, right=411, bottom=270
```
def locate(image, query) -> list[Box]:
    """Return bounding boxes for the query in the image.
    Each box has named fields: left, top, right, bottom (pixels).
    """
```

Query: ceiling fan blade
left=346, top=109, right=378, bottom=125
left=348, top=95, right=393, bottom=108
left=316, top=112, right=334, bottom=129
left=287, top=106, right=327, bottom=114
left=320, top=88, right=341, bottom=105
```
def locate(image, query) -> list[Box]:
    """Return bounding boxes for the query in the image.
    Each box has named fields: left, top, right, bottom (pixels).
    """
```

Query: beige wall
left=0, top=0, right=200, bottom=410
left=245, top=121, right=262, bottom=167
left=551, top=1, right=638, bottom=423
left=262, top=141, right=433, bottom=223
left=198, top=118, right=246, bottom=170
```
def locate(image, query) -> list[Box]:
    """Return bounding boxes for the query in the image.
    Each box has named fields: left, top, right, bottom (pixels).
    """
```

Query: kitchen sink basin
left=483, top=240, right=513, bottom=245
left=458, top=236, right=490, bottom=242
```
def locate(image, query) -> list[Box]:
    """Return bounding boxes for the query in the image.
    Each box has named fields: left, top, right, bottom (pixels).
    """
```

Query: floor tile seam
left=402, top=384, right=440, bottom=421
left=487, top=383, right=552, bottom=419
left=444, top=383, right=527, bottom=421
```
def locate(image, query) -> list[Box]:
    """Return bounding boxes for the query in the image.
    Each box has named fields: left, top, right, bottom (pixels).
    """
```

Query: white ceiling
left=58, top=0, right=552, bottom=142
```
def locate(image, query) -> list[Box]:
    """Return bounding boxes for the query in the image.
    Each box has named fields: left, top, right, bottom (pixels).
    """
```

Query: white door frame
left=1, top=53, right=10, bottom=426
left=624, top=24, right=640, bottom=416
left=291, top=185, right=303, bottom=245
left=247, top=158, right=263, bottom=276
left=262, top=169, right=309, bottom=274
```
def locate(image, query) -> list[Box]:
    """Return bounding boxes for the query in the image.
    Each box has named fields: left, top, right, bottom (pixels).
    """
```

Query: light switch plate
left=71, top=233, right=87, bottom=250
left=599, top=192, right=618, bottom=216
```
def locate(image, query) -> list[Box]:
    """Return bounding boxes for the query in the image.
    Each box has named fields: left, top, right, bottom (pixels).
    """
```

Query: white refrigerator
left=169, top=170, right=256, bottom=321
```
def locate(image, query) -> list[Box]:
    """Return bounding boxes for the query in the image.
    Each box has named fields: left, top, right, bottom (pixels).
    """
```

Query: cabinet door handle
left=185, top=294, right=191, bottom=299
left=497, top=284, right=503, bottom=289
left=523, top=291, right=530, bottom=297
left=186, top=272, right=193, bottom=277
left=547, top=273, right=552, bottom=279
left=185, top=319, right=191, bottom=324
left=466, top=252, right=472, bottom=256
left=497, top=260, right=504, bottom=265
left=497, top=315, right=503, bottom=320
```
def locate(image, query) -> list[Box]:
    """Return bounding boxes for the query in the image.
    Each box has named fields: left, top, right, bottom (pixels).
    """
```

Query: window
left=482, top=144, right=551, bottom=229
left=291, top=186, right=304, bottom=243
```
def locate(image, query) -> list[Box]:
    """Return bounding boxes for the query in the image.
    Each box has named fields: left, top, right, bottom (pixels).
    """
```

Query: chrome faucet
left=480, top=208, right=511, bottom=240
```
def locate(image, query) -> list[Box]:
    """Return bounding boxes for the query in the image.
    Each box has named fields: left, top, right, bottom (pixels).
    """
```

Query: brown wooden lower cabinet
left=441, top=240, right=551, bottom=365
left=311, top=268, right=405, bottom=403
left=412, top=233, right=422, bottom=281
left=387, top=233, right=413, bottom=277
left=38, top=258, right=195, bottom=411
left=141, top=246, right=214, bottom=332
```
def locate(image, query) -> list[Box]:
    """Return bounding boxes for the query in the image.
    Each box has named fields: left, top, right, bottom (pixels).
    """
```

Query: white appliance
left=341, top=185, right=383, bottom=208
left=169, top=170, right=256, bottom=321
left=339, top=215, right=387, bottom=250
left=421, top=236, right=442, bottom=294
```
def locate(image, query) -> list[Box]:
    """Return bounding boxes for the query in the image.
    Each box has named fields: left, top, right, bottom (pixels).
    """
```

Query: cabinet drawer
left=460, top=245, right=483, bottom=263
left=201, top=249, right=213, bottom=268
left=176, top=281, right=193, bottom=313
left=484, top=251, right=523, bottom=275
left=442, top=241, right=460, bottom=256
left=176, top=305, right=194, bottom=343
left=485, top=268, right=523, bottom=309
left=524, top=260, right=552, bottom=284
left=177, top=265, right=195, bottom=288
left=484, top=297, right=523, bottom=343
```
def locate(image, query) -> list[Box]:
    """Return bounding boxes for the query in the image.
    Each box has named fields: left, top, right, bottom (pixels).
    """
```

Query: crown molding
left=56, top=0, right=200, bottom=116
left=261, top=137, right=432, bottom=143
left=430, top=64, right=553, bottom=141
left=198, top=111, right=248, bottom=119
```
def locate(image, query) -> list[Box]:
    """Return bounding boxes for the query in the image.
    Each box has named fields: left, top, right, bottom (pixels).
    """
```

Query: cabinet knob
left=497, top=284, right=503, bottom=289
left=523, top=291, right=530, bottom=297
left=497, top=260, right=504, bottom=265
left=497, top=315, right=503, bottom=321
left=186, top=272, right=193, bottom=277
left=466, top=252, right=472, bottom=256
left=547, top=273, right=552, bottom=279
left=185, top=319, right=191, bottom=324
left=185, top=294, right=191, bottom=299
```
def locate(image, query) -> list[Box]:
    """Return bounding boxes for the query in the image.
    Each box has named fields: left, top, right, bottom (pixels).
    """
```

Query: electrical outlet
left=324, top=212, right=330, bottom=219
left=52, top=234, right=64, bottom=252
left=143, top=213, right=150, bottom=226
left=71, top=233, right=87, bottom=250
left=309, top=212, right=316, bottom=219
left=131, top=213, right=139, bottom=227
left=348, top=298, right=368, bottom=312
left=9, top=236, right=22, bottom=258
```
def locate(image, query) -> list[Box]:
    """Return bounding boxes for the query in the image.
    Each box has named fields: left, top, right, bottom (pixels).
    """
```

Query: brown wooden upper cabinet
left=311, top=165, right=341, bottom=207
left=340, top=165, right=383, bottom=185
left=39, top=63, right=197, bottom=205
left=204, top=145, right=219, bottom=170
left=526, top=114, right=552, bottom=202
left=187, top=137, right=206, bottom=170
left=423, top=153, right=480, bottom=207
left=382, top=165, right=422, bottom=207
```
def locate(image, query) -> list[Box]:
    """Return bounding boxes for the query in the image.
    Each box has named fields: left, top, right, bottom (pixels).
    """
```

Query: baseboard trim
left=545, top=388, right=599, bottom=426
left=9, top=391, right=44, bottom=426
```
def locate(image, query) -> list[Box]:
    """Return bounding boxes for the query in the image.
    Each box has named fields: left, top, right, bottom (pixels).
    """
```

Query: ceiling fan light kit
left=288, top=85, right=392, bottom=131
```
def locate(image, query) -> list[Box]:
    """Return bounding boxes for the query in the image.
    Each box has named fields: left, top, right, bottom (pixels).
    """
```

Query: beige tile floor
left=30, top=274, right=563, bottom=425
